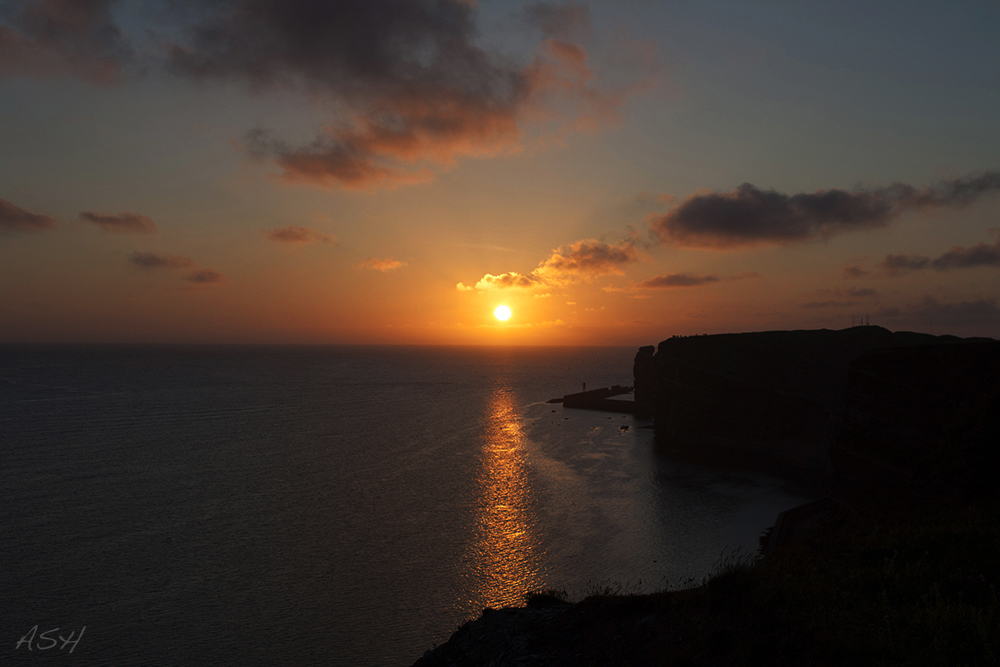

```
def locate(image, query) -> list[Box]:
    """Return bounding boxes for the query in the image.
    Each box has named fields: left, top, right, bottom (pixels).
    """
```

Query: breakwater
left=558, top=384, right=635, bottom=413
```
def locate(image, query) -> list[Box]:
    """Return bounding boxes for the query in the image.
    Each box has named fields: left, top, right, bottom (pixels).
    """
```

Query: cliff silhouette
left=633, top=326, right=998, bottom=491
left=415, top=327, right=1000, bottom=666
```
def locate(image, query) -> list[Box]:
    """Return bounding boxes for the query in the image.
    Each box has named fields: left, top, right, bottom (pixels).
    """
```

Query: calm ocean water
left=1, top=345, right=809, bottom=665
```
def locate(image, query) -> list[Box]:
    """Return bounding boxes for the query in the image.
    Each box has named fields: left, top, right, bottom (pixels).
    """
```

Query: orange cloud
left=471, top=238, right=641, bottom=290
left=355, top=257, right=405, bottom=271
left=251, top=36, right=632, bottom=191
left=264, top=225, right=335, bottom=245
left=474, top=272, right=543, bottom=290
left=533, top=238, right=641, bottom=283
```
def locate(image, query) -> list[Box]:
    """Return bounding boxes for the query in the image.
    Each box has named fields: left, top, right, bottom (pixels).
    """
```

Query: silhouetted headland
left=414, top=326, right=1000, bottom=666
left=633, top=325, right=998, bottom=493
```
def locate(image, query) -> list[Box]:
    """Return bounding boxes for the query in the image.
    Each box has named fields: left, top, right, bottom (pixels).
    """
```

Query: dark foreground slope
left=414, top=329, right=1000, bottom=667
left=414, top=497, right=1000, bottom=666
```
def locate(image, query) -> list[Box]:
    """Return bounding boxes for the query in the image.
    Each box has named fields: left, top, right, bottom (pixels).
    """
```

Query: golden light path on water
left=465, top=385, right=544, bottom=610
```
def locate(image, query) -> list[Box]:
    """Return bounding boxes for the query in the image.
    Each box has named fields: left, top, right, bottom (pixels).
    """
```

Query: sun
left=494, top=305, right=511, bottom=321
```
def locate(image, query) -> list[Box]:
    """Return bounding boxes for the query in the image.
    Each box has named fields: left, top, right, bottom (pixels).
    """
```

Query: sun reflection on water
left=465, top=386, right=544, bottom=610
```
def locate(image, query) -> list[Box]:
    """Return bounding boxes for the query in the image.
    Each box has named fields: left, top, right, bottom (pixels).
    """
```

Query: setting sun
left=494, top=306, right=511, bottom=321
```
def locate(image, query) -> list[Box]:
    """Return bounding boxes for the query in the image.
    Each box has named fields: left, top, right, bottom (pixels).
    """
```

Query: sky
left=1, top=0, right=999, bottom=345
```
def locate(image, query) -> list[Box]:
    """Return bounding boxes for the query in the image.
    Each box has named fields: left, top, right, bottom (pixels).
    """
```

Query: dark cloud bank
left=2, top=1, right=637, bottom=190
left=651, top=172, right=1000, bottom=248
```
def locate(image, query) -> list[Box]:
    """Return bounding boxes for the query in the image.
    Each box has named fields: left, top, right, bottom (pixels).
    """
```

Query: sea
left=1, top=345, right=812, bottom=666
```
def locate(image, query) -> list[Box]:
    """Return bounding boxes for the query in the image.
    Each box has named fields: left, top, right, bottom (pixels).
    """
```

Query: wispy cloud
left=799, top=287, right=878, bottom=309
left=800, top=300, right=857, bottom=309
left=843, top=264, right=870, bottom=279
left=128, top=251, right=195, bottom=269
left=0, top=0, right=131, bottom=84
left=128, top=250, right=225, bottom=285
left=355, top=257, right=405, bottom=271
left=649, top=172, right=1000, bottom=248
left=931, top=241, right=1000, bottom=270
left=0, top=196, right=55, bottom=233
left=635, top=272, right=719, bottom=288
left=186, top=269, right=225, bottom=284
left=878, top=253, right=931, bottom=275
left=264, top=225, right=335, bottom=245
left=603, top=270, right=750, bottom=294
left=878, top=239, right=1000, bottom=275
left=80, top=211, right=157, bottom=234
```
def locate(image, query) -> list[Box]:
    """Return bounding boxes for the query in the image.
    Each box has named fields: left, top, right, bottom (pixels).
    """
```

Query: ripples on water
left=0, top=345, right=810, bottom=666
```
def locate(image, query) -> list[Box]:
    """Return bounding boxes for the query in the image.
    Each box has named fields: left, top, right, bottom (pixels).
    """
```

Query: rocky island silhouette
left=414, top=326, right=1000, bottom=666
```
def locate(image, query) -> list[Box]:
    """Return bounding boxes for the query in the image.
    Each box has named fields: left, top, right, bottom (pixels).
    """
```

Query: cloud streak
left=0, top=196, right=55, bottom=233
left=80, top=210, right=157, bottom=234
left=128, top=251, right=195, bottom=269
left=128, top=250, right=225, bottom=285
left=355, top=257, right=404, bottom=271
left=800, top=300, right=857, bottom=309
left=264, top=225, right=335, bottom=245
left=634, top=272, right=719, bottom=288
left=878, top=239, right=1000, bottom=275
left=650, top=172, right=1000, bottom=248
left=186, top=269, right=224, bottom=284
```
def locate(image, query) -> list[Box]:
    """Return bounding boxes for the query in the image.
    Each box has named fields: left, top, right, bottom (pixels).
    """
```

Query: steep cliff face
left=636, top=326, right=994, bottom=487
left=632, top=345, right=656, bottom=415
left=835, top=340, right=1000, bottom=497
